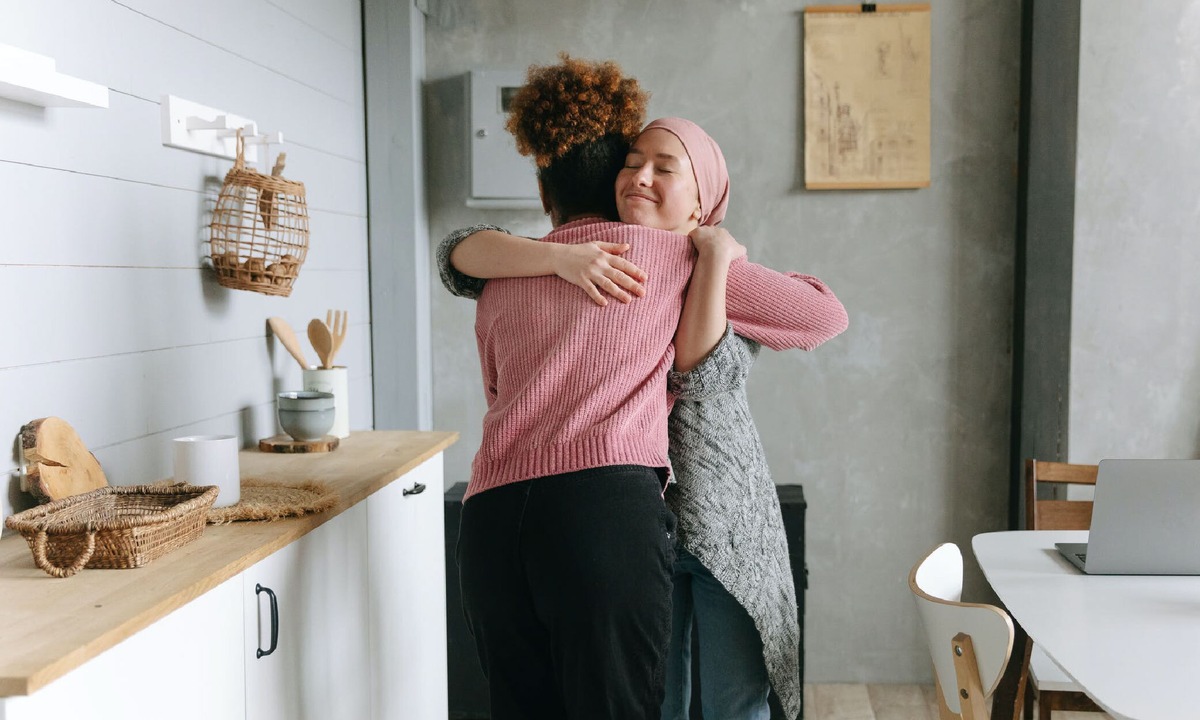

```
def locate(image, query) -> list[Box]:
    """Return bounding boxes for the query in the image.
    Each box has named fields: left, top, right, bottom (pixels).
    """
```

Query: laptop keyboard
left=1076, top=552, right=1087, bottom=564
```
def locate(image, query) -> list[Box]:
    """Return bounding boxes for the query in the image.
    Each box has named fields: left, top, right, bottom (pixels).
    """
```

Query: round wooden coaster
left=258, top=434, right=339, bottom=453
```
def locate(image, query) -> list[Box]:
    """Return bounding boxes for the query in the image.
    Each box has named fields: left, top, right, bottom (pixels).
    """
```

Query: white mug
left=302, top=366, right=349, bottom=439
left=173, top=435, right=240, bottom=508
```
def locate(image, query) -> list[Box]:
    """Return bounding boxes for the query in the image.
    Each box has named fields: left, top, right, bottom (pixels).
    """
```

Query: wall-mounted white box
left=464, top=70, right=540, bottom=209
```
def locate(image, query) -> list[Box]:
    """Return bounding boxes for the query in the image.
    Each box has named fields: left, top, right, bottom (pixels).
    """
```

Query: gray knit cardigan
left=665, top=326, right=800, bottom=719
left=437, top=226, right=802, bottom=719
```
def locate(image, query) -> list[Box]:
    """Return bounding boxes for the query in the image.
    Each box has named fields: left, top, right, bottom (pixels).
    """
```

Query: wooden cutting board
left=258, top=435, right=339, bottom=453
left=20, top=417, right=108, bottom=502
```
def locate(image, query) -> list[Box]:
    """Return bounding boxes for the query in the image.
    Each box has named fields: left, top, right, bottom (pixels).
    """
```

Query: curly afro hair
left=506, top=54, right=649, bottom=168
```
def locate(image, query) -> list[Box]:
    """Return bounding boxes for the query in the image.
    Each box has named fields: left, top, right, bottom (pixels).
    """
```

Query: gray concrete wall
left=1068, top=1, right=1200, bottom=462
left=423, top=0, right=1020, bottom=682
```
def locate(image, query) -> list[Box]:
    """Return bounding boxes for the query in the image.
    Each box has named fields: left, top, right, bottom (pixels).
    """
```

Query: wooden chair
left=1021, top=460, right=1105, bottom=719
left=910, top=543, right=1015, bottom=720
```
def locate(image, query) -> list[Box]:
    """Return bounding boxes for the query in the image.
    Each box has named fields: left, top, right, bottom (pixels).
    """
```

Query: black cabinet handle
left=403, top=482, right=426, bottom=497
left=256, top=583, right=279, bottom=659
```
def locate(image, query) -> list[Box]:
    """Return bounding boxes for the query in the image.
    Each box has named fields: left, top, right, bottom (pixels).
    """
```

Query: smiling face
left=615, top=128, right=702, bottom=234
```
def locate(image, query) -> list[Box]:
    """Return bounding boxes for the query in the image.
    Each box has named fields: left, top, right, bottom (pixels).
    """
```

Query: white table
left=972, top=531, right=1200, bottom=720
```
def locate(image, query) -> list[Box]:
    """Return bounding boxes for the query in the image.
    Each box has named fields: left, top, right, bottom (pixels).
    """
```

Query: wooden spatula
left=268, top=317, right=310, bottom=369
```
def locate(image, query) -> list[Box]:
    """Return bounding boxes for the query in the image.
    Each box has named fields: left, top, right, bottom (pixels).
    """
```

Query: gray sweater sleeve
left=436, top=224, right=510, bottom=299
left=668, top=323, right=760, bottom=401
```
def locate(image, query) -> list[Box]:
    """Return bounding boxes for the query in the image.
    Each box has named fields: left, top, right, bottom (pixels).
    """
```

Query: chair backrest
left=909, top=543, right=1014, bottom=719
left=1024, top=459, right=1098, bottom=530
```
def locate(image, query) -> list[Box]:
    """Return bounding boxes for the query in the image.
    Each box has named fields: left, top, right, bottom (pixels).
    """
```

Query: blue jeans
left=662, top=546, right=771, bottom=720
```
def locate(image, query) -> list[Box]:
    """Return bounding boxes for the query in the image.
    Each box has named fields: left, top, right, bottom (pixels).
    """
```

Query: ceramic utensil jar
left=301, top=367, right=349, bottom=438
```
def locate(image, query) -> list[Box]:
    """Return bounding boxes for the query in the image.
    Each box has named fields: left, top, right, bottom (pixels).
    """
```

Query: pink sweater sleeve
left=725, top=258, right=849, bottom=351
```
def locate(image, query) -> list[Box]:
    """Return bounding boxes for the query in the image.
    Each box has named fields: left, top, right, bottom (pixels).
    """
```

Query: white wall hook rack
left=0, top=43, right=108, bottom=108
left=161, top=95, right=283, bottom=162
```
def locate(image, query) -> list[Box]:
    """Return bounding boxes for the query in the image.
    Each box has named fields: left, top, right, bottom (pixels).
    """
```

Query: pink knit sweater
left=467, top=218, right=848, bottom=499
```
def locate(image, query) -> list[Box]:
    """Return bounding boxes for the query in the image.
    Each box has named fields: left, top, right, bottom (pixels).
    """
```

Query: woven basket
left=5, top=484, right=219, bottom=578
left=208, top=132, right=309, bottom=297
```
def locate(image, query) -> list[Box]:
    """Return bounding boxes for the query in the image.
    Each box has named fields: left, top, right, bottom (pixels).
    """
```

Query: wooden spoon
left=267, top=317, right=310, bottom=369
left=308, top=318, right=334, bottom=369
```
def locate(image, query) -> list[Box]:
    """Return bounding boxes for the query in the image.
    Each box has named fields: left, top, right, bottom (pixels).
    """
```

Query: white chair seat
left=1030, top=644, right=1082, bottom=693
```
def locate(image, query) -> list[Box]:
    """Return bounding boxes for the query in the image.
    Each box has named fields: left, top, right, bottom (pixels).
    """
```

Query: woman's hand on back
left=688, top=227, right=746, bottom=265
left=551, top=242, right=648, bottom=306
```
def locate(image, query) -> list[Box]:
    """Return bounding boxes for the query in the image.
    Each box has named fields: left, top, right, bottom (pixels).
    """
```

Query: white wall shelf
left=0, top=44, right=109, bottom=109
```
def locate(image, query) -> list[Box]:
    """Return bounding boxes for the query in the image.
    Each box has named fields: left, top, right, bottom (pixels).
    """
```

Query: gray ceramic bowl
left=277, top=391, right=335, bottom=440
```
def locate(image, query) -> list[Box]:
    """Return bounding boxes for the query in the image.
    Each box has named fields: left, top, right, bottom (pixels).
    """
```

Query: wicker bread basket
left=5, top=484, right=219, bottom=578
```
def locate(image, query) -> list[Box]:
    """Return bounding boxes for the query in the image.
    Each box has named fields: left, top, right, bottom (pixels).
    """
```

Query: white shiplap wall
left=0, top=0, right=372, bottom=522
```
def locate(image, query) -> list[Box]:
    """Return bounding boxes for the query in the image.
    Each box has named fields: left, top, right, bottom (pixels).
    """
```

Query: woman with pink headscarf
left=442, top=116, right=844, bottom=719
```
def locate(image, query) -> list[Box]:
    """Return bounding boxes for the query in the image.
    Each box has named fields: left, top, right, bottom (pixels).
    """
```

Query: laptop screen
left=1084, top=459, right=1200, bottom=575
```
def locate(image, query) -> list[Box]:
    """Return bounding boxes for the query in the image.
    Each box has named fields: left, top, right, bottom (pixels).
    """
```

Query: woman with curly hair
left=441, top=57, right=844, bottom=720
left=452, top=55, right=693, bottom=720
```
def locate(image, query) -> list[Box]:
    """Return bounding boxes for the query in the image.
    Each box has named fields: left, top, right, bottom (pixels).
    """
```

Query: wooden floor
left=803, top=685, right=1111, bottom=720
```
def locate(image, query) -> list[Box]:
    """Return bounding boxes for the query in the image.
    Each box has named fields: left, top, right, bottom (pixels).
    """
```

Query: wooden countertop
left=0, top=430, right=458, bottom=697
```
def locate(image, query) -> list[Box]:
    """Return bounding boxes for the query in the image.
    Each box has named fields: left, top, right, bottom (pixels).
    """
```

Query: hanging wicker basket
left=208, top=132, right=309, bottom=296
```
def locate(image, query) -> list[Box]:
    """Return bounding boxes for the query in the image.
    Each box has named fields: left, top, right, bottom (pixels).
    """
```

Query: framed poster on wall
left=803, top=3, right=931, bottom=190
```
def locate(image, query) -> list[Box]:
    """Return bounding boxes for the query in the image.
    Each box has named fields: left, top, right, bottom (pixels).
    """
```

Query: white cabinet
left=242, top=455, right=449, bottom=720
left=367, top=454, right=447, bottom=720
left=0, top=576, right=245, bottom=720
left=244, top=501, right=370, bottom=720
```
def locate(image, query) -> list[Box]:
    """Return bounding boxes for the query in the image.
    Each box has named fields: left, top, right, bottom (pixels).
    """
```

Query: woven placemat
left=206, top=478, right=338, bottom=525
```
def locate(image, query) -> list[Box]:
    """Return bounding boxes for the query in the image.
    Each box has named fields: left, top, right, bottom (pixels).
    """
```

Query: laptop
left=1055, top=459, right=1200, bottom=575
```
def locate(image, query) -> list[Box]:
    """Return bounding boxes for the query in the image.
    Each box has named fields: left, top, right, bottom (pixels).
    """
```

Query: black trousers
left=458, top=465, right=677, bottom=720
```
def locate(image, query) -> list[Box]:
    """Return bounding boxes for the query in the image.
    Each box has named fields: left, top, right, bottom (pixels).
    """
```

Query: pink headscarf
left=641, top=117, right=730, bottom=226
